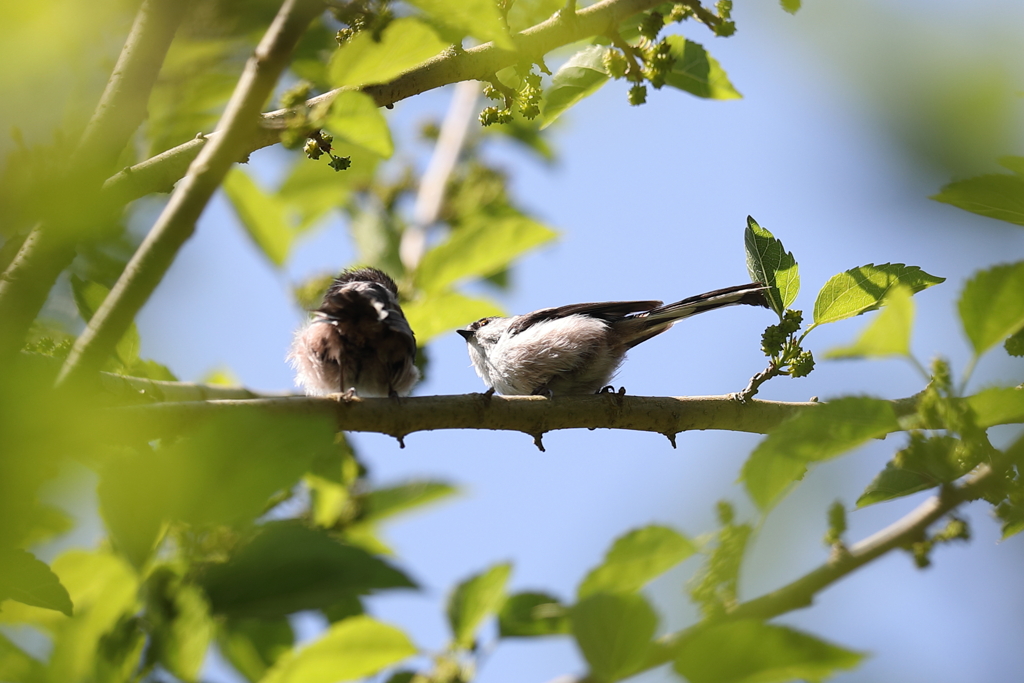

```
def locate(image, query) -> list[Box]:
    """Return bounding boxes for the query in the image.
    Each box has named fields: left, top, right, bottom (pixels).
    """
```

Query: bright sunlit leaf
left=577, top=525, right=696, bottom=599
left=498, top=592, right=570, bottom=637
left=329, top=18, right=448, bottom=88
left=406, top=0, right=513, bottom=49
left=824, top=285, right=914, bottom=359
left=447, top=562, right=512, bottom=648
left=744, top=216, right=799, bottom=316
left=0, top=549, right=73, bottom=616
left=958, top=260, right=1024, bottom=356
left=403, top=291, right=504, bottom=343
left=222, top=168, right=293, bottom=267
left=813, top=263, right=943, bottom=326
left=263, top=616, right=416, bottom=683
left=931, top=173, right=1024, bottom=227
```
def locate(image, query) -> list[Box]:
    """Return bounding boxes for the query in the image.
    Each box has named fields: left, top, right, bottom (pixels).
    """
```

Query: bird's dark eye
left=469, top=317, right=495, bottom=331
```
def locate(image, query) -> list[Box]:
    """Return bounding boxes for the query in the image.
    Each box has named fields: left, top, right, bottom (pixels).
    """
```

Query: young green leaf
left=199, top=522, right=415, bottom=618
left=780, top=0, right=802, bottom=14
left=570, top=593, right=657, bottom=683
left=222, top=168, right=293, bottom=267
left=148, top=577, right=214, bottom=682
left=999, top=155, right=1024, bottom=177
left=405, top=0, right=513, bottom=49
left=958, top=261, right=1024, bottom=356
left=498, top=592, right=570, bottom=637
left=931, top=173, right=1024, bottom=227
left=329, top=18, right=448, bottom=88
left=577, top=525, right=696, bottom=599
left=966, top=386, right=1024, bottom=428
left=744, top=216, right=799, bottom=316
left=218, top=618, right=295, bottom=683
left=541, top=46, right=610, bottom=129
left=0, top=549, right=73, bottom=616
left=415, top=214, right=557, bottom=293
left=323, top=91, right=394, bottom=158
left=360, top=480, right=458, bottom=523
left=262, top=616, right=416, bottom=683
left=856, top=461, right=937, bottom=508
left=662, top=37, right=741, bottom=100
left=447, top=562, right=512, bottom=648
left=673, top=620, right=864, bottom=683
left=824, top=285, right=914, bottom=359
left=402, top=291, right=504, bottom=343
left=742, top=397, right=899, bottom=510
left=813, top=263, right=944, bottom=326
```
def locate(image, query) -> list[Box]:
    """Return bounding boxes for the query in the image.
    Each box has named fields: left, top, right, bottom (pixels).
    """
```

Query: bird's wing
left=507, top=300, right=662, bottom=336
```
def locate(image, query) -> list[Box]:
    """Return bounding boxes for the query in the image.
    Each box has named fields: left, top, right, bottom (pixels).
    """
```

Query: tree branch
left=56, top=0, right=324, bottom=388
left=101, top=0, right=672, bottom=207
left=0, top=0, right=188, bottom=367
left=639, top=441, right=1018, bottom=673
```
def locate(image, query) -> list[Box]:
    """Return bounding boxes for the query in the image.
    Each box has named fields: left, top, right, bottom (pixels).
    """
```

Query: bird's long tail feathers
left=623, top=283, right=770, bottom=348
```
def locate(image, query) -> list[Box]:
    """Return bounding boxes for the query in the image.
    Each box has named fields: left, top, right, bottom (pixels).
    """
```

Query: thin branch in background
left=401, top=80, right=481, bottom=271
left=56, top=0, right=324, bottom=389
left=0, top=0, right=189, bottom=367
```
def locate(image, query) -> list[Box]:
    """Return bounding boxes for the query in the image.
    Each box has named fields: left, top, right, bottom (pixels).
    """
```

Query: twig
left=56, top=0, right=324, bottom=389
left=0, top=0, right=188, bottom=367
left=400, top=80, right=481, bottom=271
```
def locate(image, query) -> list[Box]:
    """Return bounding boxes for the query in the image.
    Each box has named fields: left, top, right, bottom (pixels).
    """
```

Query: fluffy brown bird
left=288, top=267, right=419, bottom=397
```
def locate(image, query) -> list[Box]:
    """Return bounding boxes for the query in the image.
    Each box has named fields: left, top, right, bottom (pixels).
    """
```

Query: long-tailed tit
left=289, top=267, right=419, bottom=397
left=457, top=283, right=769, bottom=396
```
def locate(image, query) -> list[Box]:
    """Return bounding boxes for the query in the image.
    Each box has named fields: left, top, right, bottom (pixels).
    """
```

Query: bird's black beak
left=456, top=328, right=473, bottom=341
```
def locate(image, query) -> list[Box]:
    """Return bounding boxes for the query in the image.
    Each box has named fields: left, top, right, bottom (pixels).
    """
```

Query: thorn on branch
left=664, top=432, right=678, bottom=449
left=395, top=434, right=406, bottom=449
left=532, top=432, right=546, bottom=452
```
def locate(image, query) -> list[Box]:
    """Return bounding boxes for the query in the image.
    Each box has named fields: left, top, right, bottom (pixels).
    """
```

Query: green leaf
left=402, top=291, right=504, bottom=343
left=0, top=549, right=73, bottom=616
left=447, top=562, right=512, bottom=648
left=673, top=620, right=864, bottom=683
left=323, top=91, right=394, bottom=158
left=999, top=155, right=1024, bottom=178
left=742, top=397, right=899, bottom=510
left=958, top=261, right=1024, bottom=355
left=824, top=285, right=914, bottom=359
left=813, top=263, right=944, bottom=326
left=218, top=618, right=295, bottom=683
left=570, top=593, right=657, bottom=683
left=744, top=216, right=799, bottom=316
left=966, top=386, right=1024, bottom=428
left=361, top=480, right=458, bottom=523
left=498, top=592, right=570, bottom=637
left=541, top=45, right=610, bottom=129
left=780, top=0, right=802, bottom=13
left=329, top=18, right=448, bottom=88
left=222, top=168, right=293, bottom=267
left=415, top=214, right=557, bottom=292
left=16, top=503, right=73, bottom=547
left=262, top=616, right=416, bottom=683
left=856, top=460, right=936, bottom=508
left=405, top=0, right=513, bottom=49
left=931, top=173, right=1024, bottom=227
left=663, top=37, right=741, bottom=100
left=577, top=525, right=696, bottom=599
left=199, top=522, right=414, bottom=618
